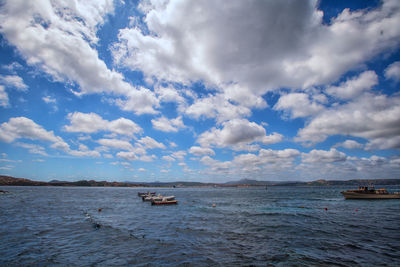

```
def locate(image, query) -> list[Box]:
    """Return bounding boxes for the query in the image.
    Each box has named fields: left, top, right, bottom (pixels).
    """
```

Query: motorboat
left=143, top=194, right=175, bottom=202
left=341, top=186, right=400, bottom=199
left=138, top=192, right=156, bottom=197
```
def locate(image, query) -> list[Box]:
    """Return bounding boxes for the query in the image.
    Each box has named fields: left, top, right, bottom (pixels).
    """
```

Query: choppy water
left=1, top=186, right=400, bottom=266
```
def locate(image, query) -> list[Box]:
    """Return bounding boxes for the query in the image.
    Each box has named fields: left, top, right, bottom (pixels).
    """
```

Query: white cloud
left=296, top=94, right=400, bottom=149
left=384, top=61, right=400, bottom=82
left=138, top=136, right=165, bottom=149
left=113, top=0, right=400, bottom=100
left=151, top=116, right=185, bottom=132
left=0, top=85, right=10, bottom=108
left=0, top=117, right=99, bottom=157
left=171, top=150, right=186, bottom=161
left=155, top=84, right=187, bottom=108
left=64, top=112, right=142, bottom=136
left=335, top=140, right=364, bottom=149
left=200, top=148, right=301, bottom=179
left=326, top=71, right=378, bottom=99
left=302, top=148, right=347, bottom=163
left=0, top=75, right=28, bottom=91
left=115, top=87, right=159, bottom=115
left=189, top=146, right=215, bottom=156
left=97, top=138, right=134, bottom=151
left=274, top=92, right=325, bottom=119
left=0, top=117, right=60, bottom=143
left=162, top=155, right=175, bottom=162
left=185, top=94, right=251, bottom=123
left=0, top=0, right=161, bottom=115
left=116, top=151, right=138, bottom=161
left=197, top=119, right=282, bottom=150
left=42, top=96, right=56, bottom=104
left=15, top=142, right=48, bottom=156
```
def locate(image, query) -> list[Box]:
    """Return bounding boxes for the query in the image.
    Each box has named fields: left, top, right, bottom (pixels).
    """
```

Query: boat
left=151, top=198, right=178, bottom=205
left=138, top=192, right=156, bottom=197
left=143, top=194, right=175, bottom=202
left=341, top=186, right=400, bottom=199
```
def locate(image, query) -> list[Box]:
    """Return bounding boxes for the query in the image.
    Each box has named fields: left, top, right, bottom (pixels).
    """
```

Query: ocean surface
left=1, top=185, right=400, bottom=266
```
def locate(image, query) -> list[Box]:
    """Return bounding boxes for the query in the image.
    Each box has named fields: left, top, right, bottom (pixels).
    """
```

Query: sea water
left=1, top=186, right=399, bottom=266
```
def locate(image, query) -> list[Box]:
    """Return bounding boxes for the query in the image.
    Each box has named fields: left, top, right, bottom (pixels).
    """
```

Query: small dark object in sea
left=93, top=223, right=101, bottom=229
left=98, top=208, right=102, bottom=212
left=0, top=189, right=10, bottom=194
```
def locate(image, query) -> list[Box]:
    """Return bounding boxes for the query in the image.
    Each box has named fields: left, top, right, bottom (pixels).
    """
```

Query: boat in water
left=151, top=199, right=178, bottom=205
left=143, top=194, right=175, bottom=202
left=341, top=186, right=400, bottom=199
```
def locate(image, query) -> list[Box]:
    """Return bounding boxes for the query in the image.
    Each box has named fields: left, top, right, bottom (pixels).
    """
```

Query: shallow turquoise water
left=1, top=186, right=399, bottom=266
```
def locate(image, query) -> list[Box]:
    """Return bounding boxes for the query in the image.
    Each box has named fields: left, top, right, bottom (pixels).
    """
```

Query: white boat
left=143, top=194, right=175, bottom=202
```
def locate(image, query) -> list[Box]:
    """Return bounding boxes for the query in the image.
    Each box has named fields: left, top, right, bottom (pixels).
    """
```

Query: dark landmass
left=1, top=175, right=399, bottom=187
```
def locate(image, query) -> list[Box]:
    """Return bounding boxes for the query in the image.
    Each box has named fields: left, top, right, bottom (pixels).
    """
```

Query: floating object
left=144, top=194, right=175, bottom=202
left=151, top=199, right=178, bottom=205
left=98, top=208, right=102, bottom=212
left=0, top=189, right=10, bottom=194
left=212, top=203, right=216, bottom=208
left=324, top=207, right=328, bottom=211
left=341, top=186, right=400, bottom=199
left=138, top=192, right=156, bottom=197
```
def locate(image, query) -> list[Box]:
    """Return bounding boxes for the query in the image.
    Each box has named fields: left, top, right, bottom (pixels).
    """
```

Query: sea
left=1, top=185, right=400, bottom=266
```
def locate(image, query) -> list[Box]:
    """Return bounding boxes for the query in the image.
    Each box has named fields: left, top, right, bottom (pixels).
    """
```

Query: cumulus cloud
left=335, top=140, right=364, bottom=149
left=151, top=116, right=185, bottom=132
left=114, top=87, right=159, bottom=115
left=325, top=71, right=378, bottom=99
left=97, top=138, right=134, bottom=151
left=0, top=117, right=99, bottom=157
left=15, top=142, right=48, bottom=156
left=116, top=151, right=138, bottom=161
left=0, top=86, right=10, bottom=108
left=302, top=148, right=347, bottom=163
left=137, top=136, right=166, bottom=149
left=200, top=148, right=301, bottom=179
left=0, top=0, right=160, bottom=115
left=197, top=119, right=282, bottom=150
left=274, top=92, right=325, bottom=119
left=0, top=117, right=60, bottom=143
left=185, top=93, right=251, bottom=123
left=113, top=0, right=400, bottom=103
left=189, top=146, right=215, bottom=156
left=296, top=94, right=400, bottom=149
left=0, top=75, right=28, bottom=91
left=384, top=61, right=400, bottom=82
left=64, top=112, right=142, bottom=136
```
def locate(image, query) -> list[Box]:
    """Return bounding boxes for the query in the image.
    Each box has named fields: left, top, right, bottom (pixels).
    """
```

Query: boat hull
left=151, top=200, right=178, bottom=205
left=341, top=191, right=400, bottom=199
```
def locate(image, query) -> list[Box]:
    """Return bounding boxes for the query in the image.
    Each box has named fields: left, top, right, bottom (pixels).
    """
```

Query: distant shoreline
left=1, top=175, right=400, bottom=188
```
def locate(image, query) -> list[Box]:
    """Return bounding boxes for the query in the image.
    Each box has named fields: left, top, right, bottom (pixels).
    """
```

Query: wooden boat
left=151, top=199, right=178, bottom=205
left=341, top=186, right=400, bottom=199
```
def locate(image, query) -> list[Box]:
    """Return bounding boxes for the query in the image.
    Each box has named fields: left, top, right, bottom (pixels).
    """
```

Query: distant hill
left=1, top=175, right=400, bottom=187
left=225, top=178, right=400, bottom=186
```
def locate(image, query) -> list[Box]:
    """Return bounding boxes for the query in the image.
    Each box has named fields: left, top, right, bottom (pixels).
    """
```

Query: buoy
left=212, top=203, right=216, bottom=208
left=98, top=208, right=102, bottom=212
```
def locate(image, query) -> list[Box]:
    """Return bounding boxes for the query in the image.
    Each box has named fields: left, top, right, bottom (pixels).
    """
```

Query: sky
left=0, top=0, right=400, bottom=183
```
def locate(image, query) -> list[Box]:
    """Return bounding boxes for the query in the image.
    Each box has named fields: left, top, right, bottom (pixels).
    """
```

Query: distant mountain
left=225, top=178, right=400, bottom=186
left=225, top=179, right=272, bottom=186
left=1, top=175, right=400, bottom=187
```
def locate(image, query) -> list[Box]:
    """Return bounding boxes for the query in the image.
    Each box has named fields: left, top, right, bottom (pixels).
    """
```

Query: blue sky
left=0, top=0, right=400, bottom=182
